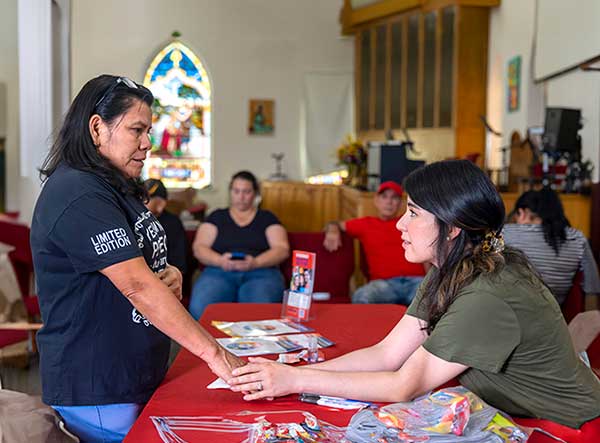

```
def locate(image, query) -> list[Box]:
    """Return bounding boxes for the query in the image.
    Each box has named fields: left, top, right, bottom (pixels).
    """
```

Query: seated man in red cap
left=323, top=181, right=426, bottom=305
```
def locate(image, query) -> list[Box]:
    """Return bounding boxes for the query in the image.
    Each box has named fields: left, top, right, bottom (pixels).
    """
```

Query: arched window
left=143, top=40, right=211, bottom=189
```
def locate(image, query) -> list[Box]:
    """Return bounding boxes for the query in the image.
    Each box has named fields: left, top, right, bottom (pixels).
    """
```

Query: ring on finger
left=257, top=382, right=263, bottom=391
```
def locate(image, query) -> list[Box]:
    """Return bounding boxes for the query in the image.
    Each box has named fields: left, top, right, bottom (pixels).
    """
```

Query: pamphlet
left=217, top=333, right=334, bottom=357
left=289, top=250, right=315, bottom=294
left=211, top=318, right=313, bottom=337
left=282, top=250, right=316, bottom=321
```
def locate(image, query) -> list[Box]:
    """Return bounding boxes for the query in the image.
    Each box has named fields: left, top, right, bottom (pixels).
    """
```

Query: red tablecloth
left=124, top=303, right=600, bottom=443
left=124, top=303, right=406, bottom=442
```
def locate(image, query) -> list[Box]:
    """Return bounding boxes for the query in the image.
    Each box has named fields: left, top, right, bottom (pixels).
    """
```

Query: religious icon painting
left=507, top=56, right=521, bottom=113
left=248, top=99, right=274, bottom=135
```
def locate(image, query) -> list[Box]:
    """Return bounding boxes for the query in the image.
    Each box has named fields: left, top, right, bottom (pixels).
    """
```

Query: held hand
left=323, top=230, right=342, bottom=252
left=228, top=357, right=299, bottom=400
left=207, top=345, right=246, bottom=381
left=232, top=255, right=256, bottom=272
left=157, top=265, right=183, bottom=300
left=220, top=253, right=237, bottom=272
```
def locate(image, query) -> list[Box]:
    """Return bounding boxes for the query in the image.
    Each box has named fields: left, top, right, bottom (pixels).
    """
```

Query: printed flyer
left=211, top=319, right=313, bottom=337
left=217, top=333, right=334, bottom=357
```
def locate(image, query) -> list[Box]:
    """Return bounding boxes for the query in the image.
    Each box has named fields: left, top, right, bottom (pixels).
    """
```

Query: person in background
left=189, top=170, right=289, bottom=319
left=143, top=178, right=187, bottom=275
left=503, top=187, right=600, bottom=305
left=229, top=160, right=600, bottom=430
left=30, top=75, right=245, bottom=443
left=323, top=181, right=426, bottom=305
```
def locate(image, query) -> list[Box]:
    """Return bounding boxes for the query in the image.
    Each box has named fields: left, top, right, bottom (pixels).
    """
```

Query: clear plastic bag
left=345, top=387, right=528, bottom=443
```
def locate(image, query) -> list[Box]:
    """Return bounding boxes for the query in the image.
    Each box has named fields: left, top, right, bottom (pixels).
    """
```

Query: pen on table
left=299, top=393, right=373, bottom=409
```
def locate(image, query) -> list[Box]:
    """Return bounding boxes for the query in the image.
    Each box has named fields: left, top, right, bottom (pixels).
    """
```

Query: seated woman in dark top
left=188, top=171, right=289, bottom=319
left=503, top=188, right=600, bottom=305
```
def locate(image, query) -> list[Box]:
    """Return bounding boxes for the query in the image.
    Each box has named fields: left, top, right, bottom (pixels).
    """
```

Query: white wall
left=0, top=0, right=21, bottom=214
left=487, top=0, right=600, bottom=180
left=71, top=0, right=353, bottom=209
left=486, top=0, right=544, bottom=171
left=535, top=0, right=600, bottom=81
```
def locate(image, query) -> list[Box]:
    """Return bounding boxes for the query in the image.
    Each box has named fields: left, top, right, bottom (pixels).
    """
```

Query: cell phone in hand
left=230, top=251, right=246, bottom=260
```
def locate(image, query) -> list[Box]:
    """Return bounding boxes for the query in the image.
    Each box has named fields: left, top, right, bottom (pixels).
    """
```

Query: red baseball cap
left=377, top=181, right=403, bottom=197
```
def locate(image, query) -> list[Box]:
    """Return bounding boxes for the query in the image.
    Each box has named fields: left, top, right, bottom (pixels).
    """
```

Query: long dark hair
left=514, top=188, right=569, bottom=254
left=404, top=160, right=537, bottom=332
left=39, top=74, right=154, bottom=199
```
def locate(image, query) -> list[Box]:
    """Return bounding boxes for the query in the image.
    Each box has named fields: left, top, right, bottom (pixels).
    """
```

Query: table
left=124, top=303, right=598, bottom=443
left=124, top=303, right=406, bottom=442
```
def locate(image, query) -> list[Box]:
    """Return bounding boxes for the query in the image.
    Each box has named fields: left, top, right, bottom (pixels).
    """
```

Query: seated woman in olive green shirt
left=228, top=160, right=600, bottom=429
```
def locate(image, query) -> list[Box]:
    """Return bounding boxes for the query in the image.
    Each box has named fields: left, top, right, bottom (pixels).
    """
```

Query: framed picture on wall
left=248, top=99, right=274, bottom=135
left=507, top=56, right=521, bottom=112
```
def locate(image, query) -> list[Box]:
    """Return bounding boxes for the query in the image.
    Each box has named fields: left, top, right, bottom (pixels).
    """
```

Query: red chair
left=514, top=416, right=600, bottom=442
left=562, top=271, right=585, bottom=324
left=0, top=216, right=39, bottom=319
left=0, top=330, right=28, bottom=349
left=0, top=217, right=36, bottom=354
left=281, top=232, right=355, bottom=303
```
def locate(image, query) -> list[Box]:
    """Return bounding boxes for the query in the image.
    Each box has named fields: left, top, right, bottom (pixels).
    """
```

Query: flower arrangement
left=336, top=135, right=367, bottom=167
left=336, top=135, right=368, bottom=188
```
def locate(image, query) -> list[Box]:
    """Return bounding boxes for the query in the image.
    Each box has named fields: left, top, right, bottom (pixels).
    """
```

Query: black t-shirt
left=157, top=210, right=187, bottom=274
left=206, top=208, right=280, bottom=257
left=31, top=165, right=170, bottom=406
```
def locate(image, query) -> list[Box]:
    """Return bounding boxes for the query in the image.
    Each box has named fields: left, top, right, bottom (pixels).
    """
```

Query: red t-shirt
left=345, top=216, right=426, bottom=280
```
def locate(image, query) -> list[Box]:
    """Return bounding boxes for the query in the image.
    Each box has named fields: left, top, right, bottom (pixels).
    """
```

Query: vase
left=344, top=164, right=368, bottom=189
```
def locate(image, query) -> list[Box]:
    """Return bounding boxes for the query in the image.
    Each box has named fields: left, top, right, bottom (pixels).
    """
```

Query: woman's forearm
left=195, top=244, right=223, bottom=267
left=293, top=367, right=417, bottom=402
left=311, top=315, right=427, bottom=372
left=125, top=274, right=221, bottom=360
left=292, top=346, right=464, bottom=402
left=254, top=246, right=289, bottom=268
left=308, top=343, right=397, bottom=372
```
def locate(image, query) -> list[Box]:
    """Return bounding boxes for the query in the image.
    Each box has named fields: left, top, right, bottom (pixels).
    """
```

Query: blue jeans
left=52, top=403, right=142, bottom=443
left=189, top=266, right=285, bottom=319
left=351, top=276, right=424, bottom=305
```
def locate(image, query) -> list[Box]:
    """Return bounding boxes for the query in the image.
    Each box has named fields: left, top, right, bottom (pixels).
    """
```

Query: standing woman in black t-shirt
left=31, top=75, right=245, bottom=443
left=189, top=171, right=289, bottom=319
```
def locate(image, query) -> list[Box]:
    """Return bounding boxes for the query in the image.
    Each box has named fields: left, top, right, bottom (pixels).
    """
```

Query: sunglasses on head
left=95, top=76, right=139, bottom=108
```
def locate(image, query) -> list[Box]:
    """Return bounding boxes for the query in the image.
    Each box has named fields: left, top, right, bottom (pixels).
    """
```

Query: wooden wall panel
left=261, top=182, right=341, bottom=232
left=454, top=6, right=489, bottom=163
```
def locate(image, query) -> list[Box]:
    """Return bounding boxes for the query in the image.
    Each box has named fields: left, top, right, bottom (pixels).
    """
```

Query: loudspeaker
left=367, top=142, right=425, bottom=190
left=542, top=107, right=581, bottom=153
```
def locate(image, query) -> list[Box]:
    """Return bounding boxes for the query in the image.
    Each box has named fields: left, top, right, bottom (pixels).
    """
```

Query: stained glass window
left=143, top=41, right=211, bottom=189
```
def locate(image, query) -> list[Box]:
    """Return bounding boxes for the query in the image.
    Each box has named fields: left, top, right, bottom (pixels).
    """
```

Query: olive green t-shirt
left=406, top=265, right=600, bottom=428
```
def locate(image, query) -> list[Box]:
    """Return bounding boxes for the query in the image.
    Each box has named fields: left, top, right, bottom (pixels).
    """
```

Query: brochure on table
left=217, top=333, right=334, bottom=357
left=211, top=318, right=313, bottom=337
left=282, top=250, right=316, bottom=321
